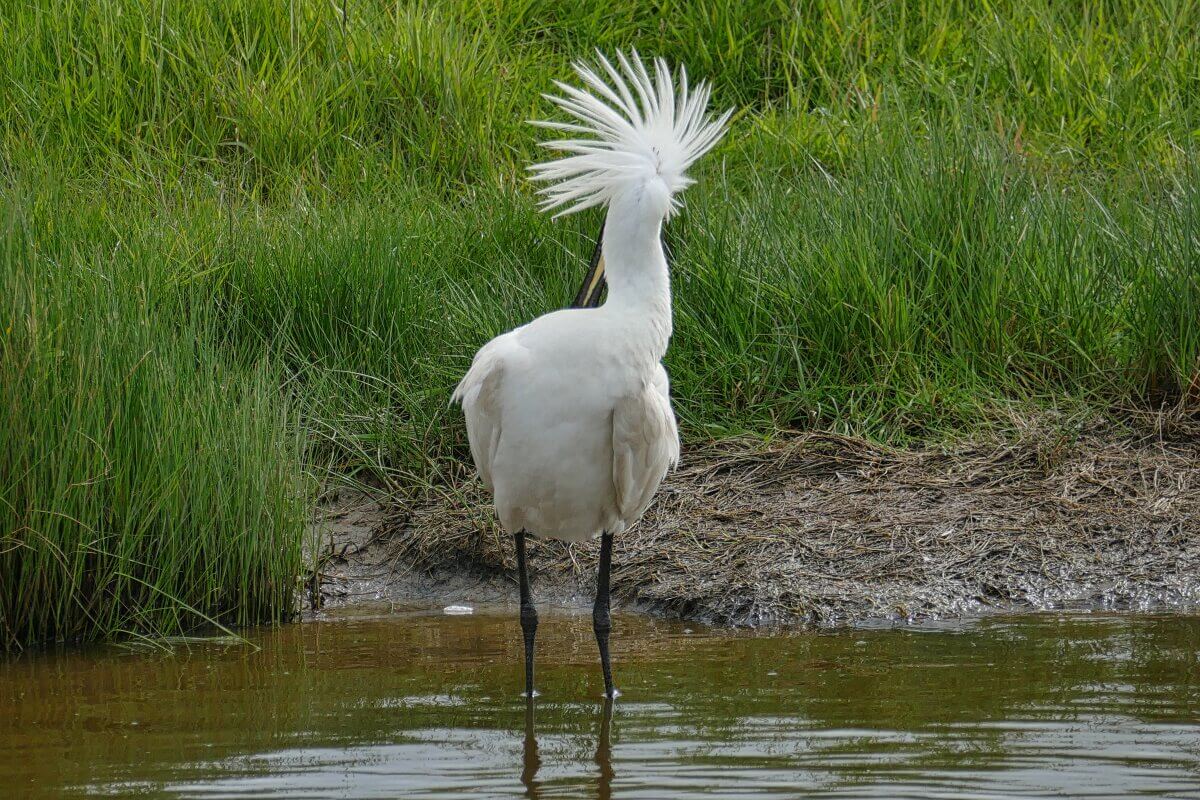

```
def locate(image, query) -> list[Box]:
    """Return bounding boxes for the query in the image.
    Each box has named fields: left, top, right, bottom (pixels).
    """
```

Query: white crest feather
left=528, top=50, right=732, bottom=217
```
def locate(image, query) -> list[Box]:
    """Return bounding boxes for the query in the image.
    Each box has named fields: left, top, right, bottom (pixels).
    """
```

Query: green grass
left=0, top=178, right=309, bottom=649
left=5, top=0, right=1198, bottom=189
left=2, top=0, right=1198, bottom=649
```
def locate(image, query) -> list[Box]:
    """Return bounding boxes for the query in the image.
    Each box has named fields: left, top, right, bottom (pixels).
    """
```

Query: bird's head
left=528, top=51, right=731, bottom=219
left=529, top=51, right=731, bottom=308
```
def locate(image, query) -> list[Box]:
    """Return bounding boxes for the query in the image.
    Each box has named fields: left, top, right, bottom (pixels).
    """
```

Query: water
left=3, top=608, right=1200, bottom=798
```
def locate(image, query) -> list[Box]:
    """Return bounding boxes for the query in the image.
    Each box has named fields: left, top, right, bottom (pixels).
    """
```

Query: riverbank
left=310, top=414, right=1200, bottom=626
left=6, top=1, right=1199, bottom=649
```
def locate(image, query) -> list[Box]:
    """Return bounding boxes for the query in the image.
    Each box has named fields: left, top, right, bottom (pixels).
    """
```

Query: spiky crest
left=528, top=50, right=731, bottom=217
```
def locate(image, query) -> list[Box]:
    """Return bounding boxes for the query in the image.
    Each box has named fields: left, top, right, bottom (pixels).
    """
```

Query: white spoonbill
left=453, top=51, right=730, bottom=698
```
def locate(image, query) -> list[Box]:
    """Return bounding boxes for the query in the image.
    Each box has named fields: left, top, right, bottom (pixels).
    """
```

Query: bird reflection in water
left=521, top=698, right=615, bottom=799
left=596, top=698, right=615, bottom=800
left=521, top=699, right=541, bottom=798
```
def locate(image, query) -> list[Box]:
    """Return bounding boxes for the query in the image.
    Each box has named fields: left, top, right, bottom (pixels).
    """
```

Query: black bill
left=571, top=221, right=607, bottom=309
left=570, top=222, right=673, bottom=310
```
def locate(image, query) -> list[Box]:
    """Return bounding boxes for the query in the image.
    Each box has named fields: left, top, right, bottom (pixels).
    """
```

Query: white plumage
left=453, top=51, right=730, bottom=544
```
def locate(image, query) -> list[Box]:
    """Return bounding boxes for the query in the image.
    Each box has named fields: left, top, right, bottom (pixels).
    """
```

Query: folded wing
left=452, top=337, right=510, bottom=492
left=611, top=367, right=680, bottom=525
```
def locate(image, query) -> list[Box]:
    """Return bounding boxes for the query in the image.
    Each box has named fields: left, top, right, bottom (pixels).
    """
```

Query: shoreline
left=309, top=419, right=1200, bottom=627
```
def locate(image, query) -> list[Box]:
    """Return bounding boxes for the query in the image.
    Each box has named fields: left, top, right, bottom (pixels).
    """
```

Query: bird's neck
left=601, top=195, right=673, bottom=359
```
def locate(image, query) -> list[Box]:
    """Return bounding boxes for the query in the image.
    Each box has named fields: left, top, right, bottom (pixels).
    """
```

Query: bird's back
left=454, top=51, right=726, bottom=544
left=456, top=308, right=675, bottom=542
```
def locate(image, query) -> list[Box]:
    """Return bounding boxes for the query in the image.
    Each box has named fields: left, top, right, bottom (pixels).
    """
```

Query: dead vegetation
left=317, top=414, right=1200, bottom=626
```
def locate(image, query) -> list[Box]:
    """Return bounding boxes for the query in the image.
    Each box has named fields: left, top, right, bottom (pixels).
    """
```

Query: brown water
left=3, top=608, right=1200, bottom=798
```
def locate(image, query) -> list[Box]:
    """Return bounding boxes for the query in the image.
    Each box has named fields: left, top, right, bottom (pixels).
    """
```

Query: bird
left=453, top=51, right=731, bottom=699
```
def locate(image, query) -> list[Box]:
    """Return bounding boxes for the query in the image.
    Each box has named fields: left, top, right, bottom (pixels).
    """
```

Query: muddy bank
left=309, top=417, right=1200, bottom=626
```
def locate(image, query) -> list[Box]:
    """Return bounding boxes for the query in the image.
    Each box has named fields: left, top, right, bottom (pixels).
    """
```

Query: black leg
left=515, top=530, right=539, bottom=698
left=593, top=532, right=617, bottom=698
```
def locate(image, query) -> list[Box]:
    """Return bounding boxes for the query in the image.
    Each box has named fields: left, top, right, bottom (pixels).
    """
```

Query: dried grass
left=374, top=416, right=1200, bottom=626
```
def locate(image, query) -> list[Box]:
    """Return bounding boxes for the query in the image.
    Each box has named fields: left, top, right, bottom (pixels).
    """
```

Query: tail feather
left=529, top=50, right=731, bottom=217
